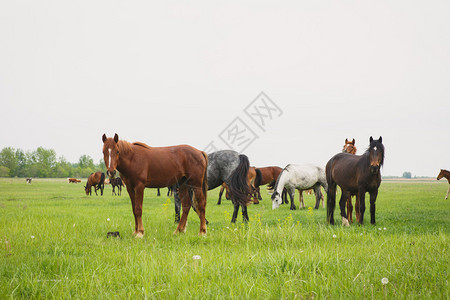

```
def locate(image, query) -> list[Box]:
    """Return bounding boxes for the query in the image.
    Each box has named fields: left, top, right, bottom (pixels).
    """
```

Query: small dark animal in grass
left=326, top=136, right=384, bottom=226
left=107, top=232, right=121, bottom=238
left=110, top=177, right=124, bottom=196
left=437, top=169, right=450, bottom=199
left=26, top=178, right=32, bottom=184
left=341, top=138, right=359, bottom=223
left=85, top=172, right=105, bottom=196
left=68, top=178, right=81, bottom=183
left=102, top=133, right=208, bottom=238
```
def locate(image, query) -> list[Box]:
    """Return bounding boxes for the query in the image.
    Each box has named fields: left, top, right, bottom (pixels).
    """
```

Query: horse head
left=368, top=136, right=384, bottom=175
left=437, top=169, right=445, bottom=180
left=342, top=138, right=357, bottom=154
left=102, top=133, right=120, bottom=178
left=271, top=191, right=282, bottom=210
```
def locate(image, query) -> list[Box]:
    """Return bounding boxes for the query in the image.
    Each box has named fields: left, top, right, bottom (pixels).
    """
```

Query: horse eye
left=116, top=151, right=119, bottom=155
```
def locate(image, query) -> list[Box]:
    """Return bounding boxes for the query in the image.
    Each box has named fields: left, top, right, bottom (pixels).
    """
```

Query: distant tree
left=78, top=155, right=95, bottom=170
left=33, top=147, right=57, bottom=177
left=0, top=166, right=10, bottom=177
left=0, top=147, right=18, bottom=176
left=402, top=171, right=412, bottom=179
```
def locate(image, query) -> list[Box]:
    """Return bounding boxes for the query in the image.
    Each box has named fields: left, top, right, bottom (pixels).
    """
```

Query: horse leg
left=94, top=185, right=98, bottom=196
left=369, top=190, right=378, bottom=225
left=173, top=186, right=181, bottom=223
left=326, top=183, right=336, bottom=225
left=218, top=185, right=224, bottom=205
left=288, top=187, right=296, bottom=210
left=313, top=184, right=322, bottom=209
left=257, top=186, right=262, bottom=200
left=231, top=204, right=240, bottom=223
left=157, top=188, right=161, bottom=197
left=132, top=185, right=145, bottom=237
left=358, top=189, right=367, bottom=225
left=299, top=190, right=304, bottom=209
left=112, top=185, right=115, bottom=196
left=355, top=194, right=361, bottom=223
left=174, top=185, right=192, bottom=234
left=281, top=189, right=288, bottom=204
left=241, top=205, right=249, bottom=222
left=446, top=186, right=450, bottom=200
left=192, top=187, right=207, bottom=235
left=346, top=195, right=353, bottom=223
left=339, top=191, right=350, bottom=226
left=101, top=184, right=104, bottom=196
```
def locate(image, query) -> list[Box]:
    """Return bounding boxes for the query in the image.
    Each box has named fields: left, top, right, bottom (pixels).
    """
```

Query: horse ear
left=114, top=133, right=119, bottom=143
left=370, top=136, right=374, bottom=143
left=102, top=134, right=107, bottom=143
left=379, top=136, right=382, bottom=143
left=345, top=138, right=349, bottom=143
left=352, top=138, right=355, bottom=145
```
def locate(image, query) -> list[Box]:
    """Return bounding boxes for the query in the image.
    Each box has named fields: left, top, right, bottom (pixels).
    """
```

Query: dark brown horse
left=85, top=172, right=105, bottom=196
left=110, top=177, right=124, bottom=196
left=102, top=133, right=208, bottom=237
left=326, top=136, right=384, bottom=226
left=254, top=166, right=283, bottom=200
left=342, top=138, right=359, bottom=223
left=437, top=169, right=450, bottom=199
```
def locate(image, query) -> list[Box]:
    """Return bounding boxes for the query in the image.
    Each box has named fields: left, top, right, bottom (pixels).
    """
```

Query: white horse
left=271, top=164, right=328, bottom=210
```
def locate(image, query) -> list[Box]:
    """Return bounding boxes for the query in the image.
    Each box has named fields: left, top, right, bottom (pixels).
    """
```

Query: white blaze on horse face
left=108, top=149, right=112, bottom=169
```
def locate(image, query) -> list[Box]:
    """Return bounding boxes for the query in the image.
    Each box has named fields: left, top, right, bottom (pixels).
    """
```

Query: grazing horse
left=68, top=178, right=81, bottom=183
left=271, top=164, right=328, bottom=210
left=326, top=136, right=384, bottom=226
left=102, top=134, right=208, bottom=237
left=85, top=172, right=105, bottom=196
left=217, top=166, right=259, bottom=205
left=437, top=169, right=450, bottom=199
left=342, top=138, right=359, bottom=223
left=254, top=166, right=283, bottom=200
left=26, top=178, right=32, bottom=184
left=110, top=177, right=124, bottom=196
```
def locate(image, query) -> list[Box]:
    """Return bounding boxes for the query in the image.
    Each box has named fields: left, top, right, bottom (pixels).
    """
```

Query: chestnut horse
left=254, top=166, right=283, bottom=200
left=326, top=136, right=384, bottom=226
left=102, top=134, right=208, bottom=237
left=85, top=172, right=105, bottom=196
left=437, top=169, right=450, bottom=199
left=342, top=138, right=359, bottom=223
left=68, top=178, right=81, bottom=183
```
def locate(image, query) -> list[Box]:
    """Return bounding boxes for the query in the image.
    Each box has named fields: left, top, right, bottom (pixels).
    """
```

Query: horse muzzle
left=370, top=165, right=379, bottom=174
left=107, top=170, right=116, bottom=178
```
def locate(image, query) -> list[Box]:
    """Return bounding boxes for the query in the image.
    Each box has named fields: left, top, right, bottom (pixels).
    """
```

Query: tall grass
left=0, top=178, right=448, bottom=299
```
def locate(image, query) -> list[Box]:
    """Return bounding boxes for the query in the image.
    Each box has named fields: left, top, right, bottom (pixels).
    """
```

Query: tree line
left=0, top=147, right=106, bottom=178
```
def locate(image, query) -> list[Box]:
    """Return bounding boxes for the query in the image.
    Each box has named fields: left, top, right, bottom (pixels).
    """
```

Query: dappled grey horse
left=174, top=150, right=252, bottom=223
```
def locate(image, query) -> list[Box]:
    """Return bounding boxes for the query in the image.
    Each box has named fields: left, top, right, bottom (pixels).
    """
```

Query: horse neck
left=274, top=170, right=288, bottom=194
left=442, top=170, right=450, bottom=180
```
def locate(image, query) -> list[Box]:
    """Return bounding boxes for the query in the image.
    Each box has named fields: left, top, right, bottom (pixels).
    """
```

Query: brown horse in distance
left=102, top=133, right=208, bottom=237
left=85, top=172, right=105, bottom=196
left=68, top=178, right=81, bottom=183
left=437, top=169, right=450, bottom=199
left=342, top=138, right=359, bottom=223
left=255, top=166, right=283, bottom=200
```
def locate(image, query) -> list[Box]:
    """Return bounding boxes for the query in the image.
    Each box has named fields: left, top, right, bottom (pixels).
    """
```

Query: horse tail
left=254, top=169, right=262, bottom=187
left=100, top=172, right=105, bottom=185
left=201, top=151, right=208, bottom=202
left=228, top=154, right=251, bottom=206
left=267, top=179, right=276, bottom=191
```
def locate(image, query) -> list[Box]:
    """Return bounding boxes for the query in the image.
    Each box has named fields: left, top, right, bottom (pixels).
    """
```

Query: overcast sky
left=1, top=1, right=449, bottom=177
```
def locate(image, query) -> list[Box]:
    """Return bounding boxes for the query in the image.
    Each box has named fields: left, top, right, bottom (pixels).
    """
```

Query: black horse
left=326, top=136, right=384, bottom=226
left=110, top=177, right=123, bottom=196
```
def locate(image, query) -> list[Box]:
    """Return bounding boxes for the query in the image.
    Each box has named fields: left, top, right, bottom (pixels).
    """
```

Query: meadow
left=0, top=178, right=448, bottom=299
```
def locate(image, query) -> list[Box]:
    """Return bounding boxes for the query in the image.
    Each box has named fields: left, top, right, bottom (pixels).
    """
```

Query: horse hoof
left=135, top=232, right=144, bottom=238
left=342, top=217, right=350, bottom=227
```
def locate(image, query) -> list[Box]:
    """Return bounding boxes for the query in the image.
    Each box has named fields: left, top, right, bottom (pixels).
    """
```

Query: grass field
left=0, top=178, right=448, bottom=299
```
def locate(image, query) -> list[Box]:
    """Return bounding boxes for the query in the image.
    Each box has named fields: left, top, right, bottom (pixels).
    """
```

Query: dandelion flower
left=107, top=218, right=110, bottom=221
left=192, top=255, right=201, bottom=260
left=332, top=234, right=337, bottom=238
left=378, top=228, right=382, bottom=231
left=31, top=235, right=35, bottom=239
left=383, top=227, right=387, bottom=230
left=381, top=278, right=389, bottom=285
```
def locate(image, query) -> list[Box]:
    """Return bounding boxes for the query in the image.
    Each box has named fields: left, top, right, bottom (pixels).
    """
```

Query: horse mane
left=133, top=142, right=152, bottom=149
left=271, top=165, right=290, bottom=197
left=117, top=140, right=133, bottom=155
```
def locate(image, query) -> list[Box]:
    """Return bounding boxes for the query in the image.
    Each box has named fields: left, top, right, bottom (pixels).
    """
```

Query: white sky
left=1, top=1, right=449, bottom=177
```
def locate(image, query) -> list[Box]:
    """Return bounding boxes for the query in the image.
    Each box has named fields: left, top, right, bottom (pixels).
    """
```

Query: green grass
left=0, top=178, right=448, bottom=299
